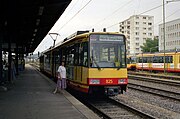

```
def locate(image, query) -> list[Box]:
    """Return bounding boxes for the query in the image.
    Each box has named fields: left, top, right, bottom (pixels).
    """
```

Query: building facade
left=159, top=18, right=180, bottom=52
left=119, top=15, right=154, bottom=55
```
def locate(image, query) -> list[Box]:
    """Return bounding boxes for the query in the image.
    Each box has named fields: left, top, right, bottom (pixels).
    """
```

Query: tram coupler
left=104, top=86, right=119, bottom=96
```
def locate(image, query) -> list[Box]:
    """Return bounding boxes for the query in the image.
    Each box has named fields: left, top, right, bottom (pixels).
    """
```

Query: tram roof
left=0, top=0, right=71, bottom=54
left=136, top=52, right=180, bottom=57
left=42, top=31, right=124, bottom=54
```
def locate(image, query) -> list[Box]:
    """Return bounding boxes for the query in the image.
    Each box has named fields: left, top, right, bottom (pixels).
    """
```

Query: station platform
left=0, top=64, right=100, bottom=119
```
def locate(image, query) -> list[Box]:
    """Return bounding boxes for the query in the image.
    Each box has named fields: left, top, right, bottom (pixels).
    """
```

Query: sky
left=34, top=0, right=180, bottom=54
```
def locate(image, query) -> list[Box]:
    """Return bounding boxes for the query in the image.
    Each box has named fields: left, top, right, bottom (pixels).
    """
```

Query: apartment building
left=119, top=15, right=154, bottom=55
left=159, top=18, right=180, bottom=52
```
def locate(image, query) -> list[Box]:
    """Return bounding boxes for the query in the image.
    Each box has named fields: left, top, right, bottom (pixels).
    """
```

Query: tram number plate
left=106, top=79, right=113, bottom=84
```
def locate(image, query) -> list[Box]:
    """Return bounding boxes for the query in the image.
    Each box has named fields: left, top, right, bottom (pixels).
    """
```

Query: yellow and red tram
left=127, top=55, right=136, bottom=70
left=40, top=31, right=128, bottom=96
left=136, top=52, right=180, bottom=72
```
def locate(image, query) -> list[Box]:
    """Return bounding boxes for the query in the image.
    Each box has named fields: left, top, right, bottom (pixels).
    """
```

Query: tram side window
left=74, top=44, right=79, bottom=66
left=78, top=44, right=82, bottom=66
left=138, top=57, right=142, bottom=63
left=67, top=46, right=74, bottom=65
left=45, top=54, right=50, bottom=64
left=120, top=45, right=126, bottom=67
left=153, top=56, right=172, bottom=63
left=127, top=58, right=130, bottom=64
left=62, top=48, right=68, bottom=65
left=147, top=57, right=150, bottom=63
left=153, top=56, right=158, bottom=63
left=143, top=57, right=147, bottom=63
left=136, top=57, right=139, bottom=63
left=165, top=56, right=172, bottom=63
left=55, top=54, right=60, bottom=64
left=40, top=56, right=44, bottom=63
left=131, top=57, right=136, bottom=63
left=159, top=56, right=164, bottom=63
left=82, top=42, right=88, bottom=67
left=170, top=56, right=173, bottom=63
left=138, top=57, right=148, bottom=63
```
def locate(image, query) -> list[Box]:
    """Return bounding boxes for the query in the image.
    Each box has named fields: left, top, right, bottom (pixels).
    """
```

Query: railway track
left=128, top=83, right=180, bottom=101
left=128, top=71, right=180, bottom=81
left=128, top=74, right=180, bottom=87
left=82, top=97, right=155, bottom=119
left=30, top=64, right=178, bottom=118
left=128, top=72, right=180, bottom=101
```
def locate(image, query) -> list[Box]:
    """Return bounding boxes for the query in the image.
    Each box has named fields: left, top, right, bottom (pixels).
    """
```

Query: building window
left=136, top=22, right=139, bottom=25
left=136, top=43, right=139, bottom=46
left=136, top=48, right=139, bottom=51
left=136, top=27, right=139, bottom=30
left=161, top=28, right=163, bottom=32
left=143, top=27, right=146, bottom=30
left=143, top=22, right=146, bottom=25
left=143, top=17, right=146, bottom=19
left=136, top=16, right=139, bottom=19
left=148, top=33, right=152, bottom=36
left=148, top=17, right=152, bottom=20
left=148, top=23, right=152, bottom=25
left=136, top=37, right=139, bottom=40
left=148, top=27, right=152, bottom=30
left=135, top=32, right=139, bottom=35
left=143, top=33, right=146, bottom=35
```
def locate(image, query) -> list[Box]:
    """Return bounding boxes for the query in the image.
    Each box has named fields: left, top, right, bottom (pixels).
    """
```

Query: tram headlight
left=118, top=79, right=126, bottom=84
left=89, top=79, right=100, bottom=84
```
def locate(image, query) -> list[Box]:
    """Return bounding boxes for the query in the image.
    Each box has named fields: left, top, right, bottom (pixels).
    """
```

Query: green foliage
left=140, top=38, right=158, bottom=53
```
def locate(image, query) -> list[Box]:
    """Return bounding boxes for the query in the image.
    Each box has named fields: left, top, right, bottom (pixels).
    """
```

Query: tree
left=140, top=38, right=158, bottom=53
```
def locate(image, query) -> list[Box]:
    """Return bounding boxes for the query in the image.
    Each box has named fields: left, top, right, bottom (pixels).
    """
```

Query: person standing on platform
left=53, top=61, right=66, bottom=94
left=11, top=59, right=16, bottom=83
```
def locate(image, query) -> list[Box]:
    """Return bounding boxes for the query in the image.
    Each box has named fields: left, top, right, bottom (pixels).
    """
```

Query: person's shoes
left=53, top=91, right=56, bottom=94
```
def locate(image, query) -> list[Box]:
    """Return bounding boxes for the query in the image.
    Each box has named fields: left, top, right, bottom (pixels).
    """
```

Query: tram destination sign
left=90, top=34, right=124, bottom=42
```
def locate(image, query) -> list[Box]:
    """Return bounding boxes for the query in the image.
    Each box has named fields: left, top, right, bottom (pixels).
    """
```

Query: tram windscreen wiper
left=117, top=66, right=121, bottom=70
left=91, top=56, right=101, bottom=70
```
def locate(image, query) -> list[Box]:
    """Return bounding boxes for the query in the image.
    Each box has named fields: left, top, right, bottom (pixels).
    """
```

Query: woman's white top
left=57, top=66, right=66, bottom=78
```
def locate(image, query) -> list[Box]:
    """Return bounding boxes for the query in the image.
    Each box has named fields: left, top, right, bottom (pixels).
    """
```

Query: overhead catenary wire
left=153, top=8, right=180, bottom=28
left=91, top=0, right=134, bottom=28
left=56, top=0, right=92, bottom=33
left=63, top=0, right=80, bottom=19
left=107, top=3, right=168, bottom=29
left=51, top=0, right=80, bottom=33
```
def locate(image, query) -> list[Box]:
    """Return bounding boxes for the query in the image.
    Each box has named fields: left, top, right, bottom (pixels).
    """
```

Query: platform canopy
left=0, top=0, right=72, bottom=54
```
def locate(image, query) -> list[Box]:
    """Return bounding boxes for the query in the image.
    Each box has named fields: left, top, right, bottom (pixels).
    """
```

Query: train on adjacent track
left=127, top=55, right=136, bottom=70
left=127, top=51, right=180, bottom=73
left=39, top=31, right=128, bottom=96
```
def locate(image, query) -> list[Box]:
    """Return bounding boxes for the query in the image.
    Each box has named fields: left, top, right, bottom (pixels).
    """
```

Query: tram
left=127, top=55, right=136, bottom=70
left=40, top=31, right=128, bottom=96
left=136, top=52, right=180, bottom=72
